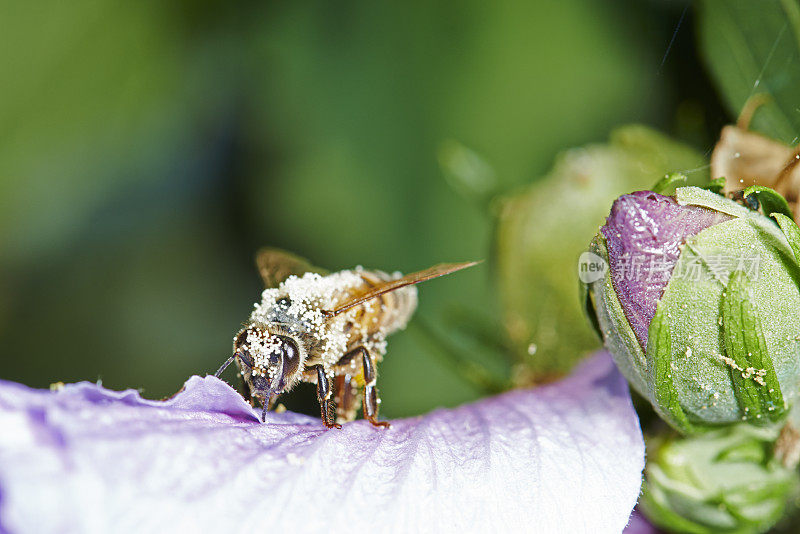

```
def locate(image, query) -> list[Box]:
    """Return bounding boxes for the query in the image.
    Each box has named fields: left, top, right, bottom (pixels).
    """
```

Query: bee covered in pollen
left=215, top=248, right=479, bottom=429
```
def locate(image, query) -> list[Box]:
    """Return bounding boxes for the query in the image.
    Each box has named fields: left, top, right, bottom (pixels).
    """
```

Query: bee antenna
left=214, top=355, right=236, bottom=378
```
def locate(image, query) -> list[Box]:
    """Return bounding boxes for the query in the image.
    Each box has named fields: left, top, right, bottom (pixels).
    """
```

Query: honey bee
left=215, top=248, right=478, bottom=428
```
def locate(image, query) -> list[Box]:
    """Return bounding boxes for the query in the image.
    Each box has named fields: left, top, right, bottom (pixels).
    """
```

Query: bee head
left=233, top=326, right=302, bottom=397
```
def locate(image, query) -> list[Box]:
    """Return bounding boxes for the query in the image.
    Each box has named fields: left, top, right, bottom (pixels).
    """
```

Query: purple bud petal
left=0, top=352, right=643, bottom=533
left=623, top=510, right=659, bottom=534
left=601, top=191, right=731, bottom=347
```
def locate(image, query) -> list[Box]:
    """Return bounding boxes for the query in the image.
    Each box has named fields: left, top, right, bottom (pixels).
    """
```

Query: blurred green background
left=0, top=0, right=730, bottom=417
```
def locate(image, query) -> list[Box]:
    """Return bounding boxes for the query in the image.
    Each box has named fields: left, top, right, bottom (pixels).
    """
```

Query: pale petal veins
left=0, top=352, right=643, bottom=534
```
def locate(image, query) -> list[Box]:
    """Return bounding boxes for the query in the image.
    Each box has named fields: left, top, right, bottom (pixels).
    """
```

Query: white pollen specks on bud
left=718, top=353, right=744, bottom=372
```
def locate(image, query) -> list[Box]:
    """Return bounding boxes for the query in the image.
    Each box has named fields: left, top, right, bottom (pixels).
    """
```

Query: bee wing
left=255, top=248, right=329, bottom=288
left=324, top=261, right=481, bottom=317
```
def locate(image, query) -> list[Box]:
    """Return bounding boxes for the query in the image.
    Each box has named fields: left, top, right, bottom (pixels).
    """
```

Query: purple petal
left=623, top=510, right=659, bottom=534
left=601, top=191, right=731, bottom=347
left=0, top=352, right=643, bottom=533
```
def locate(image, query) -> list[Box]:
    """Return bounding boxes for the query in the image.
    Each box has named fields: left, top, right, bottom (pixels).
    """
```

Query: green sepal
left=713, top=438, right=765, bottom=464
left=647, top=305, right=699, bottom=434
left=587, top=235, right=649, bottom=395
left=579, top=279, right=603, bottom=342
left=700, top=176, right=726, bottom=195
left=676, top=186, right=752, bottom=218
left=640, top=490, right=712, bottom=534
left=771, top=212, right=800, bottom=263
left=641, top=425, right=797, bottom=534
left=721, top=270, right=786, bottom=424
left=743, top=185, right=794, bottom=221
left=652, top=172, right=688, bottom=194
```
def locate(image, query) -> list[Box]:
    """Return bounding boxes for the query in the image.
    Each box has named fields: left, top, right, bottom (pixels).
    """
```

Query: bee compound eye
left=278, top=337, right=300, bottom=377
left=234, top=329, right=249, bottom=347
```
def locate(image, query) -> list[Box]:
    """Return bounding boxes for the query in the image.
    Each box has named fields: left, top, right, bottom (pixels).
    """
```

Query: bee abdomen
left=344, top=270, right=418, bottom=347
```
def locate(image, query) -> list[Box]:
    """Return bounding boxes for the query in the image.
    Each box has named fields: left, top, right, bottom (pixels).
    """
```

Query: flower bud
left=496, top=125, right=708, bottom=382
left=641, top=425, right=798, bottom=534
left=583, top=186, right=800, bottom=432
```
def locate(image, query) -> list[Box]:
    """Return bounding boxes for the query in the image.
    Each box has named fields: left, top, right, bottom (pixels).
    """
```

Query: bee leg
left=356, top=347, right=390, bottom=428
left=315, top=365, right=342, bottom=429
left=333, top=373, right=361, bottom=424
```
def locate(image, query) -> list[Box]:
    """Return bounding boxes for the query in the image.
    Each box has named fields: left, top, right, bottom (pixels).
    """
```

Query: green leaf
left=698, top=0, right=800, bottom=143
left=646, top=305, right=698, bottom=434
left=437, top=140, right=498, bottom=209
left=720, top=270, right=786, bottom=424
left=771, top=212, right=800, bottom=262
left=700, top=177, right=726, bottom=195
left=743, top=185, right=794, bottom=220
left=652, top=172, right=688, bottom=194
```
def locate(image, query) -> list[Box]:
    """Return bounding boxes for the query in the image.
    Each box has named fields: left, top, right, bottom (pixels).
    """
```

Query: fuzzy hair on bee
left=214, top=248, right=478, bottom=429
